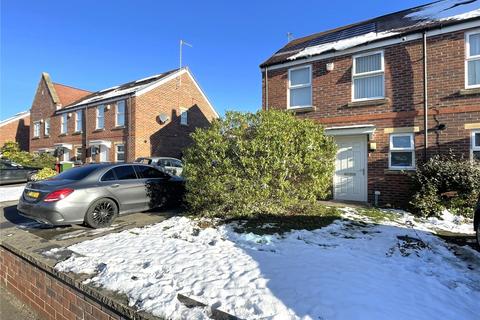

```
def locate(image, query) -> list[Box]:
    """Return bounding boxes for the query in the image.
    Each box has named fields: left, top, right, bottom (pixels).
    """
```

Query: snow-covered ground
left=53, top=208, right=480, bottom=320
left=0, top=185, right=24, bottom=203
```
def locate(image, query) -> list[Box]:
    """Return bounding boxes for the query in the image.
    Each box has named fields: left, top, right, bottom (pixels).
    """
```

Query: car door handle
left=110, top=184, right=120, bottom=188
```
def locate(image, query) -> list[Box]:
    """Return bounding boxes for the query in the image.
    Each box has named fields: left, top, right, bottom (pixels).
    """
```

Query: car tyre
left=84, top=198, right=118, bottom=229
left=477, top=221, right=480, bottom=247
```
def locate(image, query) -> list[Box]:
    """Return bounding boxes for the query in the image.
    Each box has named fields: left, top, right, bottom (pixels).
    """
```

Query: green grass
left=356, top=208, right=399, bottom=223
left=230, top=204, right=342, bottom=235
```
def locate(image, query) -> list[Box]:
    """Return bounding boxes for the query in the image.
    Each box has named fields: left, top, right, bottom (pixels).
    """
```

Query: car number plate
left=27, top=191, right=40, bottom=198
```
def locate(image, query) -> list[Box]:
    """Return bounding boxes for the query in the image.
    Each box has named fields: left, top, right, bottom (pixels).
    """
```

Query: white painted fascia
left=325, top=124, right=376, bottom=138
left=53, top=143, right=73, bottom=150
left=0, top=111, right=30, bottom=127
left=135, top=68, right=219, bottom=119
left=261, top=19, right=480, bottom=72
left=88, top=140, right=112, bottom=148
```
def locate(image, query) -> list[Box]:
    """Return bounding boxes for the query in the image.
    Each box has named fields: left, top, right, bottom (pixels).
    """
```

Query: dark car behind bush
left=0, top=160, right=38, bottom=185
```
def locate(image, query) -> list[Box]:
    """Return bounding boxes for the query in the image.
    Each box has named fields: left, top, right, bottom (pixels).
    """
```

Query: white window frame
left=465, top=30, right=480, bottom=89
left=180, top=108, right=188, bottom=125
left=75, top=110, right=83, bottom=132
left=471, top=130, right=480, bottom=161
left=33, top=121, right=40, bottom=138
left=352, top=50, right=385, bottom=102
left=96, top=105, right=105, bottom=129
left=75, top=147, right=83, bottom=161
left=389, top=133, right=415, bottom=170
left=115, top=143, right=125, bottom=162
left=44, top=118, right=50, bottom=136
left=115, top=100, right=126, bottom=127
left=60, top=113, right=67, bottom=134
left=287, top=65, right=312, bottom=109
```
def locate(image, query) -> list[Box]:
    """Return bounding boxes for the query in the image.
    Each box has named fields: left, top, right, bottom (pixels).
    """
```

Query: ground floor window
left=116, top=144, right=125, bottom=162
left=75, top=147, right=83, bottom=161
left=389, top=133, right=415, bottom=169
left=472, top=130, right=480, bottom=161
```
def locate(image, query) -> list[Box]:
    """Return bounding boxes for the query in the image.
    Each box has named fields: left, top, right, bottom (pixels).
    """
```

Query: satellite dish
left=158, top=114, right=170, bottom=124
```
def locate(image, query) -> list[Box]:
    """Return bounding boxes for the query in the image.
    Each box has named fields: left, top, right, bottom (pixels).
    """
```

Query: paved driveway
left=1, top=199, right=182, bottom=241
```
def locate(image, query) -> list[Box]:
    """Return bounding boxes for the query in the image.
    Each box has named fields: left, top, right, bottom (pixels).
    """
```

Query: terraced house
left=261, top=0, right=480, bottom=207
left=29, top=68, right=218, bottom=163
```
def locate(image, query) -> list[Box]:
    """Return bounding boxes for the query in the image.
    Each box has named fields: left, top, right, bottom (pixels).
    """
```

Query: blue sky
left=1, top=0, right=428, bottom=119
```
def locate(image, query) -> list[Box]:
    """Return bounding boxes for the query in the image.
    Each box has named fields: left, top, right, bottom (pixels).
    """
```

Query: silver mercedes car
left=17, top=163, right=185, bottom=228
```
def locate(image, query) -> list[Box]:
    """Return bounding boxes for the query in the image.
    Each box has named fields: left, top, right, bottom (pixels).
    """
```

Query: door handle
left=110, top=184, right=120, bottom=188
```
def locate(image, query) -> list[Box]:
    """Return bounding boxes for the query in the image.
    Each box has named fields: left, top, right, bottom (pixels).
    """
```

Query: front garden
left=20, top=111, right=480, bottom=319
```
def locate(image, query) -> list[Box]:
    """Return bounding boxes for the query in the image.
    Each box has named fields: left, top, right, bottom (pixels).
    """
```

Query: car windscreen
left=52, top=165, right=100, bottom=180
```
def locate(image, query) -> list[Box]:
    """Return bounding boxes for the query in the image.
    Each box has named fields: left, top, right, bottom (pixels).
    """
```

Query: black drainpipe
left=423, top=31, right=428, bottom=161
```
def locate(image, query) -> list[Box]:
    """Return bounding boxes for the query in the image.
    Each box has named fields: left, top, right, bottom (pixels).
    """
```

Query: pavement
left=0, top=197, right=183, bottom=318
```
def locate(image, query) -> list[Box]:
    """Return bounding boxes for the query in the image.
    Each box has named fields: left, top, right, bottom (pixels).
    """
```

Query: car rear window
left=113, top=165, right=138, bottom=180
left=101, top=169, right=116, bottom=181
left=52, top=165, right=99, bottom=180
left=134, top=165, right=167, bottom=179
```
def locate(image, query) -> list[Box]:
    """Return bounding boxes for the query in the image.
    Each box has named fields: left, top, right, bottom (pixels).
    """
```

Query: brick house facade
left=29, top=68, right=218, bottom=164
left=261, top=4, right=480, bottom=207
left=0, top=111, right=30, bottom=151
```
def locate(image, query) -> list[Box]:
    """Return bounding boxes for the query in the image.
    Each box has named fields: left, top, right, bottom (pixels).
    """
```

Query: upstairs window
left=44, top=118, right=50, bottom=136
left=389, top=133, right=415, bottom=170
left=60, top=113, right=67, bottom=134
left=75, top=110, right=83, bottom=132
left=180, top=108, right=188, bottom=125
left=472, top=130, right=480, bottom=161
left=352, top=51, right=384, bottom=101
left=116, top=100, right=125, bottom=127
left=96, top=105, right=105, bottom=129
left=288, top=65, right=312, bottom=109
left=33, top=122, right=40, bottom=138
left=466, top=31, right=480, bottom=88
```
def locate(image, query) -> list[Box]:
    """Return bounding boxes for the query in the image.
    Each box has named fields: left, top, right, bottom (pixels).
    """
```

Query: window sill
left=72, top=131, right=82, bottom=135
left=180, top=123, right=189, bottom=127
left=32, top=137, right=40, bottom=140
left=458, top=87, right=480, bottom=96
left=347, top=98, right=389, bottom=108
left=111, top=126, right=126, bottom=131
left=44, top=135, right=50, bottom=138
left=384, top=168, right=416, bottom=175
left=59, top=133, right=68, bottom=137
left=93, top=128, right=105, bottom=133
left=287, top=106, right=316, bottom=113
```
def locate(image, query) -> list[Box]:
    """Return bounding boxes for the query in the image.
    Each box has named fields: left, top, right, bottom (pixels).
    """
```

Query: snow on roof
left=64, top=69, right=180, bottom=109
left=98, top=86, right=120, bottom=93
left=0, top=110, right=30, bottom=127
left=406, top=0, right=480, bottom=21
left=264, top=0, right=480, bottom=66
left=288, top=31, right=399, bottom=60
left=134, top=74, right=163, bottom=83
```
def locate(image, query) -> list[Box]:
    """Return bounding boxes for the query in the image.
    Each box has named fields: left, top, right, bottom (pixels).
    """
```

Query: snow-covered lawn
left=0, top=185, right=24, bottom=203
left=53, top=208, right=480, bottom=320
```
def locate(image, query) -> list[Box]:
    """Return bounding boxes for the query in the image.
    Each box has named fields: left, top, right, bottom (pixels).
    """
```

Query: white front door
left=333, top=135, right=367, bottom=202
left=99, top=145, right=109, bottom=162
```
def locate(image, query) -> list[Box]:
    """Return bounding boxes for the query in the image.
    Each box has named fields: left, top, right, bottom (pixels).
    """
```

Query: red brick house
left=30, top=68, right=218, bottom=163
left=261, top=1, right=480, bottom=207
left=0, top=111, right=31, bottom=151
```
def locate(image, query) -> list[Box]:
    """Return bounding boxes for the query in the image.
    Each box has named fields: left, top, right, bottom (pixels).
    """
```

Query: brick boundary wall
left=0, top=244, right=157, bottom=320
